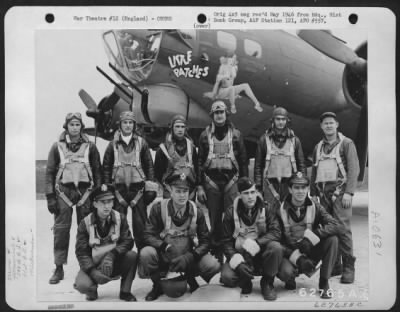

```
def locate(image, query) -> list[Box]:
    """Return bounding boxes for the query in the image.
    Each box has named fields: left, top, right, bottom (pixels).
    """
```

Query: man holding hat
left=254, top=106, right=305, bottom=211
left=74, top=184, right=138, bottom=301
left=140, top=173, right=220, bottom=301
left=220, top=177, right=283, bottom=300
left=45, top=112, right=102, bottom=284
left=103, top=111, right=155, bottom=240
left=276, top=172, right=342, bottom=299
left=310, top=112, right=360, bottom=284
left=154, top=114, right=198, bottom=198
left=197, top=100, right=248, bottom=262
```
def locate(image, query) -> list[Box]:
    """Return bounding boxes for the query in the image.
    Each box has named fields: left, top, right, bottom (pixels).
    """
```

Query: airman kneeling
left=139, top=173, right=221, bottom=301
left=74, top=184, right=138, bottom=301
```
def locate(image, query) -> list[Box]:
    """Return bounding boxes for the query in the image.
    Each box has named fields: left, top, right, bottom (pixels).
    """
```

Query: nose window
left=103, top=30, right=162, bottom=82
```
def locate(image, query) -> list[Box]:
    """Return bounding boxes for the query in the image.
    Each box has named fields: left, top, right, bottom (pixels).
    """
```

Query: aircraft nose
left=103, top=30, right=163, bottom=83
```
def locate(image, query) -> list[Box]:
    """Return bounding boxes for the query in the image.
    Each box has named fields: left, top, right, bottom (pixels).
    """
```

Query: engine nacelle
left=132, top=84, right=210, bottom=128
left=342, top=41, right=367, bottom=108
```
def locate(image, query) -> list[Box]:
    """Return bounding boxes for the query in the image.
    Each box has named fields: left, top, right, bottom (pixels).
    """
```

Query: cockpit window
left=103, top=31, right=123, bottom=67
left=244, top=39, right=262, bottom=58
left=102, top=30, right=162, bottom=82
left=217, top=31, right=237, bottom=52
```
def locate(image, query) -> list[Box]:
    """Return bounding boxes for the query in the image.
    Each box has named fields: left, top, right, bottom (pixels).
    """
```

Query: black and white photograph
left=4, top=6, right=396, bottom=310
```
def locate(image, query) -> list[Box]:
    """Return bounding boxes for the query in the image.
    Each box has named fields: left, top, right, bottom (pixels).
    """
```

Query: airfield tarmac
left=32, top=191, right=369, bottom=307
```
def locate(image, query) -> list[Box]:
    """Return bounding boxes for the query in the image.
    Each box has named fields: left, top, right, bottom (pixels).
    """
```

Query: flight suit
left=198, top=121, right=248, bottom=257
left=139, top=199, right=220, bottom=287
left=220, top=195, right=283, bottom=292
left=276, top=196, right=341, bottom=284
left=45, top=132, right=101, bottom=266
left=103, top=130, right=154, bottom=219
left=154, top=133, right=198, bottom=198
left=74, top=210, right=137, bottom=299
left=310, top=132, right=360, bottom=280
left=254, top=128, right=305, bottom=210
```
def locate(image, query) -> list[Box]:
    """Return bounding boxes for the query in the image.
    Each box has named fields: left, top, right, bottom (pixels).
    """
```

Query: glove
left=236, top=263, right=254, bottom=280
left=229, top=253, right=244, bottom=270
left=89, top=268, right=112, bottom=285
left=196, top=186, right=207, bottom=204
left=298, top=228, right=320, bottom=255
left=159, top=243, right=173, bottom=263
left=342, top=193, right=353, bottom=209
left=169, top=252, right=194, bottom=272
left=144, top=191, right=157, bottom=206
left=46, top=194, right=59, bottom=215
left=296, top=256, right=315, bottom=275
left=312, top=196, right=320, bottom=204
left=242, top=238, right=260, bottom=256
left=297, top=237, right=313, bottom=255
left=284, top=247, right=294, bottom=258
left=98, top=252, right=115, bottom=277
left=242, top=251, right=255, bottom=272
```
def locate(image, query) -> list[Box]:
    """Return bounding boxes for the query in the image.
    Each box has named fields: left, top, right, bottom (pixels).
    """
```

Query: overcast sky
left=35, top=29, right=366, bottom=160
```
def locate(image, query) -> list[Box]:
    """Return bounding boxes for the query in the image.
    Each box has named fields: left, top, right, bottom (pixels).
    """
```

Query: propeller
left=79, top=89, right=99, bottom=144
left=297, top=30, right=367, bottom=75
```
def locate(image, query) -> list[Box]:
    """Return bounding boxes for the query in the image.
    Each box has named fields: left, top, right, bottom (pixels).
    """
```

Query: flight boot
left=86, top=288, right=98, bottom=301
left=49, top=265, right=64, bottom=284
left=187, top=275, right=200, bottom=293
left=284, top=277, right=297, bottom=290
left=331, top=252, right=342, bottom=277
left=340, top=255, right=356, bottom=284
left=212, top=249, right=224, bottom=265
left=119, top=291, right=137, bottom=301
left=319, top=278, right=331, bottom=299
left=145, top=272, right=164, bottom=301
left=240, top=279, right=253, bottom=295
left=260, top=276, right=277, bottom=301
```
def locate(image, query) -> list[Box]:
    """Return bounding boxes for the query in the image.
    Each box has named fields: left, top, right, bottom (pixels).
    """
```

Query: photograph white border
left=4, top=6, right=396, bottom=310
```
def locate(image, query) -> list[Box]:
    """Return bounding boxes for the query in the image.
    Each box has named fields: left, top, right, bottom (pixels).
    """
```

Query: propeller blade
left=355, top=94, right=368, bottom=182
left=79, top=89, right=98, bottom=111
left=94, top=121, right=98, bottom=145
left=297, top=30, right=366, bottom=72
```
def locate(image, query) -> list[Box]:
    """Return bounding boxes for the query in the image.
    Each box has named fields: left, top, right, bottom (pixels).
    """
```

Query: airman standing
left=197, top=101, right=249, bottom=262
left=254, top=106, right=305, bottom=210
left=102, top=111, right=155, bottom=250
left=45, top=112, right=102, bottom=284
left=310, top=112, right=360, bottom=284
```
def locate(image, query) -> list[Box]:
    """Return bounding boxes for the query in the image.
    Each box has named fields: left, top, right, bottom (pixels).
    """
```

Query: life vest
left=159, top=199, right=198, bottom=257
left=279, top=201, right=315, bottom=241
left=159, top=133, right=195, bottom=183
left=232, top=196, right=266, bottom=252
left=203, top=124, right=239, bottom=172
left=56, top=141, right=93, bottom=187
left=112, top=132, right=145, bottom=186
left=314, top=133, right=347, bottom=183
left=84, top=210, right=121, bottom=265
left=263, top=133, right=297, bottom=180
